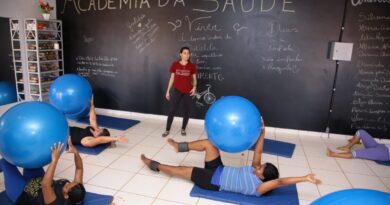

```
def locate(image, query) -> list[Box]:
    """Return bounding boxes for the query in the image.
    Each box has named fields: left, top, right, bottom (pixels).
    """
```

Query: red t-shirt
left=169, top=61, right=197, bottom=94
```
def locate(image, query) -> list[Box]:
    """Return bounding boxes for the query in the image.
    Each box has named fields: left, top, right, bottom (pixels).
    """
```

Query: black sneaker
left=162, top=131, right=170, bottom=137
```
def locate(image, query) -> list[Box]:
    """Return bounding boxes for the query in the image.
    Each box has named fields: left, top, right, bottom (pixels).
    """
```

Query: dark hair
left=263, top=163, right=279, bottom=182
left=100, top=128, right=110, bottom=136
left=180, top=46, right=190, bottom=53
left=68, top=183, right=86, bottom=205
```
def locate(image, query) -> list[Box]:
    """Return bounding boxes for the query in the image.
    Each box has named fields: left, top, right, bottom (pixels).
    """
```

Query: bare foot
left=337, top=146, right=350, bottom=151
left=141, top=154, right=151, bottom=167
left=348, top=138, right=361, bottom=144
left=116, top=136, right=128, bottom=143
left=326, top=148, right=334, bottom=157
left=167, top=138, right=179, bottom=152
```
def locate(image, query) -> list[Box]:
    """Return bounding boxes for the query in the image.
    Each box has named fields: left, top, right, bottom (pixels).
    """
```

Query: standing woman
left=162, top=47, right=197, bottom=137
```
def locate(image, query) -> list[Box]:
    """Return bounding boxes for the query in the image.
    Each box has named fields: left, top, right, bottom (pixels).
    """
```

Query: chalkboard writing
left=331, top=2, right=390, bottom=138
left=59, top=0, right=390, bottom=137
left=75, top=55, right=119, bottom=77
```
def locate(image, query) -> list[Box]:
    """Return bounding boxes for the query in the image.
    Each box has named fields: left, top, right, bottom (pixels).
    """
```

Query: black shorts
left=191, top=156, right=223, bottom=191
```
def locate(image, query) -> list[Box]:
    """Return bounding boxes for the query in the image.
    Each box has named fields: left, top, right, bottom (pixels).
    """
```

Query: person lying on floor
left=70, top=96, right=128, bottom=148
left=327, top=129, right=390, bottom=162
left=0, top=138, right=85, bottom=205
left=141, top=118, right=321, bottom=196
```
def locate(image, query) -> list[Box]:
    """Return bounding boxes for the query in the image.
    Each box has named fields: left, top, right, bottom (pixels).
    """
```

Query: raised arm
left=252, top=117, right=265, bottom=167
left=68, top=138, right=83, bottom=183
left=42, top=142, right=64, bottom=204
left=89, top=96, right=99, bottom=130
left=165, top=73, right=175, bottom=100
left=257, top=174, right=321, bottom=194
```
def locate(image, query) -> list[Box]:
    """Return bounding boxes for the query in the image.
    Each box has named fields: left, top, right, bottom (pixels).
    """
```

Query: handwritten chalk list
left=350, top=11, right=390, bottom=133
left=75, top=56, right=119, bottom=78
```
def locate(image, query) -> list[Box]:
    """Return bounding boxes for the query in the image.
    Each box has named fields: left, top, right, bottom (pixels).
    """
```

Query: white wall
left=0, top=0, right=57, bottom=100
left=0, top=0, right=57, bottom=19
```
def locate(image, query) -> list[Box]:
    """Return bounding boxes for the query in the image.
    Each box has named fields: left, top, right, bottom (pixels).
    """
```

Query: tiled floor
left=0, top=107, right=389, bottom=204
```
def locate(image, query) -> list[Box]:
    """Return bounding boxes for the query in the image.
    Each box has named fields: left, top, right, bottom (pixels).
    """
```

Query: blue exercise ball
left=205, top=96, right=262, bottom=153
left=0, top=81, right=17, bottom=106
left=311, top=189, right=390, bottom=205
left=0, top=102, right=69, bottom=169
left=66, top=104, right=90, bottom=120
left=49, top=74, right=92, bottom=116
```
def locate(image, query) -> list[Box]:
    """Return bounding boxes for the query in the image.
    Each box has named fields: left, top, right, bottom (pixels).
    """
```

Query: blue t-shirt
left=217, top=166, right=262, bottom=196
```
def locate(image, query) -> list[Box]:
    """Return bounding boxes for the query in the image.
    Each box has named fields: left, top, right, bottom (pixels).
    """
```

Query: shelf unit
left=24, top=19, right=64, bottom=102
left=9, top=19, right=25, bottom=101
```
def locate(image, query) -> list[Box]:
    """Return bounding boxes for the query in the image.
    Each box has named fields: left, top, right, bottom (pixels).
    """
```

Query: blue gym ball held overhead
left=205, top=96, right=262, bottom=153
left=0, top=102, right=69, bottom=169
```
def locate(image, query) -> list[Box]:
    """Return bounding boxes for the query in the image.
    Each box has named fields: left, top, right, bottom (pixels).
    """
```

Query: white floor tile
left=279, top=165, right=311, bottom=178
left=113, top=191, right=155, bottom=205
left=303, top=146, right=328, bottom=158
left=291, top=145, right=306, bottom=156
left=366, top=162, right=390, bottom=178
left=346, top=173, right=389, bottom=192
left=311, top=169, right=351, bottom=188
left=299, top=199, right=312, bottom=205
left=380, top=177, right=390, bottom=190
left=52, top=158, right=75, bottom=176
left=88, top=168, right=135, bottom=190
left=127, top=123, right=160, bottom=136
left=297, top=182, right=321, bottom=201
left=57, top=163, right=104, bottom=183
left=158, top=178, right=198, bottom=205
left=124, top=132, right=150, bottom=145
left=126, top=144, right=161, bottom=158
left=109, top=155, right=145, bottom=173
left=336, top=158, right=375, bottom=175
left=317, top=184, right=347, bottom=196
left=278, top=155, right=309, bottom=168
left=140, top=136, right=169, bottom=149
left=82, top=152, right=121, bottom=167
left=153, top=149, right=188, bottom=165
left=0, top=174, right=4, bottom=192
left=181, top=152, right=206, bottom=168
left=152, top=199, right=188, bottom=205
left=275, top=133, right=301, bottom=145
left=104, top=141, right=135, bottom=155
left=307, top=157, right=341, bottom=172
left=121, top=174, right=168, bottom=197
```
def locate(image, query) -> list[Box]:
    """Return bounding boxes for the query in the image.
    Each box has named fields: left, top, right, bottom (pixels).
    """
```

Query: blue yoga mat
left=0, top=191, right=113, bottom=205
left=249, top=138, right=296, bottom=158
left=74, top=143, right=110, bottom=155
left=190, top=184, right=299, bottom=205
left=76, top=115, right=140, bottom=131
left=375, top=160, right=390, bottom=166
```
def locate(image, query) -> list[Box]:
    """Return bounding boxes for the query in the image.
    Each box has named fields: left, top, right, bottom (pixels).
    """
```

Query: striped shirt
left=219, top=166, right=262, bottom=196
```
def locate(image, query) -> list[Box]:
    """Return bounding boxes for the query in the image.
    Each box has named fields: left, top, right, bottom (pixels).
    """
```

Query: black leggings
left=166, top=88, right=193, bottom=131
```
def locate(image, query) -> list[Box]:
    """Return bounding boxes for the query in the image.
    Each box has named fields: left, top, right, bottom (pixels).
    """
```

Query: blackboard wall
left=0, top=17, right=14, bottom=83
left=57, top=0, right=390, bottom=139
